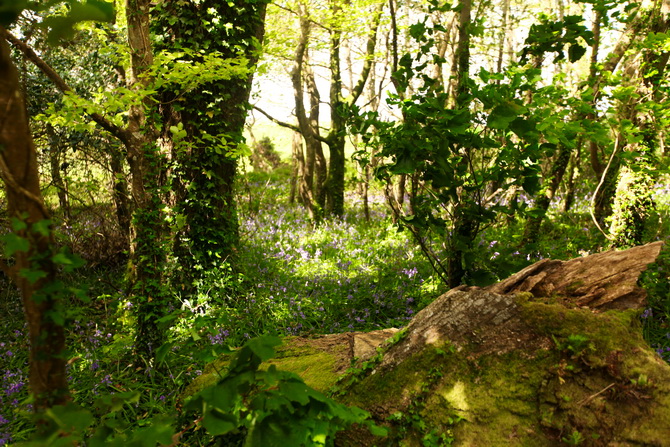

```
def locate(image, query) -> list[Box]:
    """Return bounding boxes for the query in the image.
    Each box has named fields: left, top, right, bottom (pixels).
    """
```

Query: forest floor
left=1, top=172, right=669, bottom=445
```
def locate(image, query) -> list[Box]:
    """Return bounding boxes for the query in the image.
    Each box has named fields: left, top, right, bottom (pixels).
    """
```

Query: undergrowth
left=1, top=173, right=669, bottom=445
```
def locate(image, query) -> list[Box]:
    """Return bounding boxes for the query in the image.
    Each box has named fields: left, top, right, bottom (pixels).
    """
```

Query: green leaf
left=203, top=410, right=238, bottom=436
left=95, top=391, right=140, bottom=413
left=278, top=381, right=312, bottom=405
left=392, top=155, right=417, bottom=175
left=42, top=1, right=115, bottom=43
left=509, top=117, right=537, bottom=139
left=487, top=102, right=526, bottom=129
left=0, top=0, right=27, bottom=27
left=3, top=233, right=29, bottom=256
left=409, top=22, right=427, bottom=40
left=32, top=219, right=52, bottom=236
left=46, top=403, right=94, bottom=433
left=189, top=327, right=201, bottom=341
left=155, top=342, right=174, bottom=363
left=19, top=268, right=48, bottom=284
left=52, top=251, right=84, bottom=268
left=368, top=424, right=388, bottom=437
left=11, top=217, right=27, bottom=231
left=129, top=416, right=175, bottom=446
left=246, top=335, right=282, bottom=362
left=478, top=67, right=490, bottom=83
left=568, top=44, right=586, bottom=62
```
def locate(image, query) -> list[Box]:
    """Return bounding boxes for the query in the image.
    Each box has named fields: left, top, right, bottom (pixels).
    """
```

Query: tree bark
left=522, top=143, right=572, bottom=244
left=45, top=124, right=71, bottom=221
left=291, top=4, right=324, bottom=220
left=0, top=31, right=69, bottom=411
left=447, top=0, right=475, bottom=288
left=326, top=0, right=384, bottom=216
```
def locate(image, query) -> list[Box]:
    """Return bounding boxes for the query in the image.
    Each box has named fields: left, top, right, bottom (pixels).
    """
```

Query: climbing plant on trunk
left=608, top=0, right=670, bottom=247
left=152, top=0, right=269, bottom=290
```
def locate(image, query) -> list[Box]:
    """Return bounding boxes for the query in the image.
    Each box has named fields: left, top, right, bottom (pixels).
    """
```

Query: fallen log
left=336, top=242, right=670, bottom=446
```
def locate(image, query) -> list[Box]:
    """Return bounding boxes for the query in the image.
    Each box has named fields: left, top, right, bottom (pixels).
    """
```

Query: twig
left=577, top=382, right=615, bottom=406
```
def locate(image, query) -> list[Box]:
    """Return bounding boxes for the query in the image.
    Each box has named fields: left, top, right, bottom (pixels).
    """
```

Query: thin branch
left=252, top=105, right=301, bottom=132
left=272, top=1, right=330, bottom=32
left=0, top=153, right=50, bottom=217
left=252, top=105, right=329, bottom=144
left=590, top=136, right=619, bottom=241
left=348, top=2, right=385, bottom=105
left=1, top=28, right=131, bottom=146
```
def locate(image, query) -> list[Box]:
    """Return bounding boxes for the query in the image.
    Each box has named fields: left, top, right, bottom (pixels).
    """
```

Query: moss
left=343, top=344, right=451, bottom=411
left=269, top=343, right=345, bottom=391
left=182, top=337, right=346, bottom=399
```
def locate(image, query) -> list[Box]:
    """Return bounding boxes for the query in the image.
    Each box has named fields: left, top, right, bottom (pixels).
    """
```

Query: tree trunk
left=326, top=0, right=384, bottom=217
left=608, top=0, right=669, bottom=247
left=152, top=0, right=268, bottom=281
left=125, top=0, right=172, bottom=358
left=446, top=0, right=474, bottom=288
left=109, top=145, right=131, bottom=241
left=290, top=130, right=303, bottom=205
left=522, top=143, right=572, bottom=244
left=0, top=32, right=70, bottom=412
left=290, top=5, right=325, bottom=221
left=46, top=124, right=71, bottom=221
left=495, top=0, right=510, bottom=74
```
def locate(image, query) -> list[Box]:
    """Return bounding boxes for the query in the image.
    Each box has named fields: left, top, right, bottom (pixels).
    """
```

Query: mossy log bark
left=336, top=242, right=670, bottom=446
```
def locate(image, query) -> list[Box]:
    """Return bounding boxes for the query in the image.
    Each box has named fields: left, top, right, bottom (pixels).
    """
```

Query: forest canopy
left=0, top=0, right=669, bottom=445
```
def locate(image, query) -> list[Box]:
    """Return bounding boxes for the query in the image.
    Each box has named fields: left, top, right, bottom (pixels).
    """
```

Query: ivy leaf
left=19, top=268, right=48, bottom=285
left=3, top=233, right=29, bottom=256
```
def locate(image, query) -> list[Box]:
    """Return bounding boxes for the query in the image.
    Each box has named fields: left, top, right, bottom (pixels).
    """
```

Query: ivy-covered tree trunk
left=152, top=0, right=268, bottom=288
left=0, top=33, right=70, bottom=411
left=125, top=0, right=171, bottom=358
left=608, top=0, right=669, bottom=247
